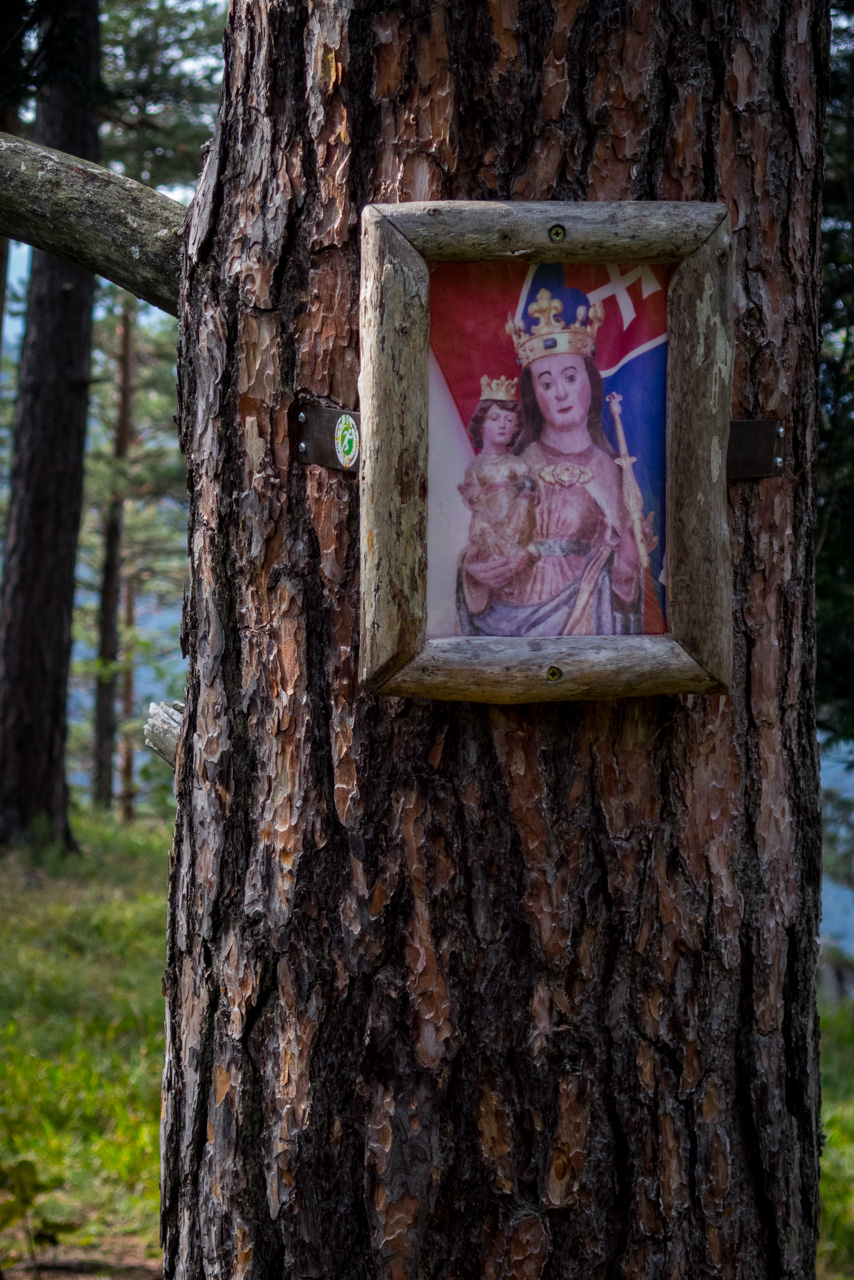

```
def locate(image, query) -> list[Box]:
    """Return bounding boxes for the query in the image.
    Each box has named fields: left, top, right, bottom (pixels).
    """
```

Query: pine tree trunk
left=162, top=3, right=827, bottom=1276
left=0, top=0, right=100, bottom=846
left=118, top=572, right=136, bottom=823
left=93, top=293, right=136, bottom=809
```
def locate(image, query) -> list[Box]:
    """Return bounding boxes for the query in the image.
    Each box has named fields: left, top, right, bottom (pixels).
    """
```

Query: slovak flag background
left=425, top=259, right=669, bottom=638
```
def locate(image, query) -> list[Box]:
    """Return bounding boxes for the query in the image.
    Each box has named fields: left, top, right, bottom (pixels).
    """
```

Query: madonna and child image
left=425, top=260, right=670, bottom=639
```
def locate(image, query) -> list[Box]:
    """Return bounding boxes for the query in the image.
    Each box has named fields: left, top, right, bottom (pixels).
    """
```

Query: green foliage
left=821, top=1103, right=854, bottom=1279
left=0, top=354, right=16, bottom=545
left=821, top=999, right=854, bottom=1109
left=137, top=747, right=182, bottom=819
left=819, top=9, right=854, bottom=747
left=825, top=789, right=854, bottom=887
left=2, top=0, right=225, bottom=182
left=0, top=1156, right=77, bottom=1265
left=0, top=815, right=170, bottom=1259
left=65, top=0, right=225, bottom=810
left=99, top=0, right=225, bottom=187
left=1, top=0, right=224, bottom=814
left=820, top=1000, right=854, bottom=1278
left=70, top=286, right=188, bottom=810
left=812, top=23, right=854, bottom=1264
left=0, top=1158, right=54, bottom=1231
left=0, top=275, right=25, bottom=546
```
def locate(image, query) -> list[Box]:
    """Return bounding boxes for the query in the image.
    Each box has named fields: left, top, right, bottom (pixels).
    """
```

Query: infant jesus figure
left=458, top=375, right=539, bottom=619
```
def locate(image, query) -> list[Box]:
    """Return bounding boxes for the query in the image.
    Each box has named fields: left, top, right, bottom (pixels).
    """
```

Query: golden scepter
left=606, top=391, right=649, bottom=570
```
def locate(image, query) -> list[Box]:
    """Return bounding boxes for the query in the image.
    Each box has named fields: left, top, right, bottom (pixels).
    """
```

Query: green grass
left=0, top=813, right=171, bottom=1263
left=820, top=999, right=854, bottom=1278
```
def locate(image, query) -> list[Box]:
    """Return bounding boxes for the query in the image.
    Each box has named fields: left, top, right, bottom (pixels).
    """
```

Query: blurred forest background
left=0, top=0, right=223, bottom=1271
left=0, top=0, right=222, bottom=828
left=1, top=0, right=854, bottom=1277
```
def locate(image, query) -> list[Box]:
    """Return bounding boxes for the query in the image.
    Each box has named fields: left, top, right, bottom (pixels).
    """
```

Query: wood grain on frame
left=358, top=201, right=733, bottom=701
left=358, top=208, right=430, bottom=689
left=380, top=636, right=714, bottom=702
left=665, top=217, right=734, bottom=686
left=377, top=200, right=727, bottom=264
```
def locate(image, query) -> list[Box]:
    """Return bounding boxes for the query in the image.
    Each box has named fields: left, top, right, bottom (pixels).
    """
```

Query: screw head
left=298, top=411, right=306, bottom=424
left=548, top=224, right=566, bottom=243
left=775, top=456, right=783, bottom=469
left=298, top=441, right=307, bottom=454
left=777, top=425, right=785, bottom=438
left=547, top=666, right=563, bottom=682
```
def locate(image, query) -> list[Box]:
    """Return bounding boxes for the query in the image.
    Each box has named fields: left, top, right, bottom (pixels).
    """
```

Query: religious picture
left=425, top=261, right=669, bottom=639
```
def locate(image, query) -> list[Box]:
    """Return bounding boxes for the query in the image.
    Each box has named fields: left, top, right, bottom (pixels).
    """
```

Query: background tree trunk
left=0, top=0, right=100, bottom=846
left=93, top=292, right=136, bottom=809
left=162, top=3, right=827, bottom=1276
left=118, top=572, right=136, bottom=823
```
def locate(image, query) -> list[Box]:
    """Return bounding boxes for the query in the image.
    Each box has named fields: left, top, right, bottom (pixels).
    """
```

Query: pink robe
left=460, top=438, right=642, bottom=637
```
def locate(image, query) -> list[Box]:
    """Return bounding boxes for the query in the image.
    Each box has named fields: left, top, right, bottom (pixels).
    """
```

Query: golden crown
left=506, top=289, right=604, bottom=368
left=479, top=374, right=518, bottom=402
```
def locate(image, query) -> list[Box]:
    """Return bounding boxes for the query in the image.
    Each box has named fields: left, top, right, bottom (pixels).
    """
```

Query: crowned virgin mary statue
left=458, top=287, right=657, bottom=638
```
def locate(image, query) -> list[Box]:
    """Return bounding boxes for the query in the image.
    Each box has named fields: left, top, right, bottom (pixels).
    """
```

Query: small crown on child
left=479, top=374, right=518, bottom=402
left=505, top=289, right=604, bottom=367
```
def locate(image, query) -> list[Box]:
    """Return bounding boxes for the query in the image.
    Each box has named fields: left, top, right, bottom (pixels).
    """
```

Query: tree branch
left=0, top=132, right=183, bottom=315
left=144, top=700, right=183, bottom=768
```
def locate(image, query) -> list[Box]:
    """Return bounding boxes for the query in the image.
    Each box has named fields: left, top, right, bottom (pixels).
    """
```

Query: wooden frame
left=358, top=201, right=733, bottom=703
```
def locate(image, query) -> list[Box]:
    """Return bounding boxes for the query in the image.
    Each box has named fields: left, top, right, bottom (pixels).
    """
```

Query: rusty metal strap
left=291, top=402, right=361, bottom=474
left=726, top=419, right=783, bottom=481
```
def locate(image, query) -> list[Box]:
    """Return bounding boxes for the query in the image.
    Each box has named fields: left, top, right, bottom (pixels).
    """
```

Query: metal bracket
left=726, top=419, right=784, bottom=481
left=291, top=405, right=782, bottom=483
left=292, top=401, right=361, bottom=474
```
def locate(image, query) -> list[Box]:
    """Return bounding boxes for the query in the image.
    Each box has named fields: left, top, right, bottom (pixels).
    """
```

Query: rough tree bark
left=94, top=293, right=137, bottom=809
left=160, top=2, right=827, bottom=1277
left=0, top=0, right=100, bottom=846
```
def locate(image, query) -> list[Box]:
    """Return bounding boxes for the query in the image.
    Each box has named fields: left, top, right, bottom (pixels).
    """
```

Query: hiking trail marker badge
left=335, top=413, right=360, bottom=469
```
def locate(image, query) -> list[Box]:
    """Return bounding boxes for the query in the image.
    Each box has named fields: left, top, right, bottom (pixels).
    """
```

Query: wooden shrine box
left=358, top=202, right=733, bottom=703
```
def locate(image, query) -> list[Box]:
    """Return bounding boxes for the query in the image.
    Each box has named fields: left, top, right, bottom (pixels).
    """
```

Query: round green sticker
left=335, top=413, right=359, bottom=468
